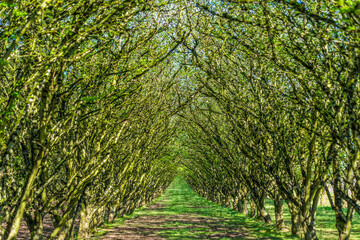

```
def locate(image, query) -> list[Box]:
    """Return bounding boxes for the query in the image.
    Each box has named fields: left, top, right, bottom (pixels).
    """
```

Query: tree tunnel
left=0, top=0, right=359, bottom=239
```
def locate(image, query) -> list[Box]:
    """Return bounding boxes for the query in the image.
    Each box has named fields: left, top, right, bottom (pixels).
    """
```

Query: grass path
left=91, top=177, right=297, bottom=239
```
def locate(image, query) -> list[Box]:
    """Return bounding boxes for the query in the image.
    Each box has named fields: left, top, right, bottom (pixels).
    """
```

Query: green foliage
left=0, top=0, right=359, bottom=239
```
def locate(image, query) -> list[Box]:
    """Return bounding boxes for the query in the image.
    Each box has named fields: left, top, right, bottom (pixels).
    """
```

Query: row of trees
left=180, top=1, right=359, bottom=240
left=1, top=0, right=359, bottom=239
left=0, top=1, right=188, bottom=239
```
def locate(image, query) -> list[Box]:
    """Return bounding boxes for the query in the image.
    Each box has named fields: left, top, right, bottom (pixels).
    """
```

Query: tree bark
left=289, top=205, right=302, bottom=237
left=255, top=192, right=272, bottom=224
left=326, top=181, right=354, bottom=240
left=242, top=198, right=248, bottom=215
left=274, top=194, right=286, bottom=230
left=78, top=204, right=93, bottom=239
left=301, top=214, right=318, bottom=240
left=235, top=196, right=243, bottom=212
left=107, top=206, right=117, bottom=223
left=3, top=155, right=43, bottom=240
left=249, top=198, right=256, bottom=218
left=336, top=216, right=353, bottom=240
left=57, top=217, right=74, bottom=240
left=329, top=156, right=355, bottom=240
left=24, top=210, right=43, bottom=240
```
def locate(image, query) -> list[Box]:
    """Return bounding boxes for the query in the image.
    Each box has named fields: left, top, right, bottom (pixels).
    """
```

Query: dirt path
left=91, top=178, right=288, bottom=240
left=94, top=203, right=251, bottom=239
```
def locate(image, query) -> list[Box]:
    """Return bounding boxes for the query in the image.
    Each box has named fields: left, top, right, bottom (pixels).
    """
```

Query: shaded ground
left=91, top=178, right=296, bottom=240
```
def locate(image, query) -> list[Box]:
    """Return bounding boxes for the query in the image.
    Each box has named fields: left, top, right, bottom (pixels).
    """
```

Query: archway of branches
left=0, top=1, right=359, bottom=240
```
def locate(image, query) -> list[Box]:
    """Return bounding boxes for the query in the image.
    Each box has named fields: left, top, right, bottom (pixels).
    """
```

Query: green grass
left=92, top=177, right=360, bottom=239
left=153, top=177, right=297, bottom=239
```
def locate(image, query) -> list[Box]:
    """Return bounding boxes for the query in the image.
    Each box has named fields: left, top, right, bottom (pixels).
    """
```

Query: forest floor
left=90, top=178, right=298, bottom=240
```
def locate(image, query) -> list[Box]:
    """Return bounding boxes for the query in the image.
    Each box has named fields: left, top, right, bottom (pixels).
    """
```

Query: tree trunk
left=226, top=198, right=232, bottom=208
left=91, top=207, right=105, bottom=233
left=68, top=216, right=76, bottom=240
left=289, top=207, right=302, bottom=237
left=57, top=217, right=74, bottom=240
left=24, top=210, right=43, bottom=240
left=332, top=188, right=354, bottom=240
left=336, top=217, right=352, bottom=240
left=301, top=214, right=318, bottom=240
left=118, top=207, right=126, bottom=217
left=249, top=198, right=256, bottom=217
left=78, top=204, right=93, bottom=239
left=257, top=205, right=272, bottom=223
left=99, top=206, right=105, bottom=226
left=3, top=156, right=43, bottom=240
left=107, top=206, right=117, bottom=223
left=329, top=158, right=355, bottom=240
left=274, top=195, right=286, bottom=230
left=255, top=192, right=272, bottom=224
left=91, top=211, right=98, bottom=234
left=3, top=82, right=50, bottom=240
left=287, top=195, right=319, bottom=239
left=235, top=196, right=243, bottom=212
left=242, top=198, right=248, bottom=214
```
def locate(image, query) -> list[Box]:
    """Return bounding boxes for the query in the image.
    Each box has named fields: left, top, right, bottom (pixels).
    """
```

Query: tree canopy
left=0, top=0, right=359, bottom=240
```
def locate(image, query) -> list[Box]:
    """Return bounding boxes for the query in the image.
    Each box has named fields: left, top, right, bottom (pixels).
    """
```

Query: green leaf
left=0, top=59, right=8, bottom=66
left=340, top=6, right=354, bottom=13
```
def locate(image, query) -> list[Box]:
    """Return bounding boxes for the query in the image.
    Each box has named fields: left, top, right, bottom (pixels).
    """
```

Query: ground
left=91, top=178, right=297, bottom=240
